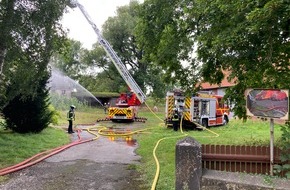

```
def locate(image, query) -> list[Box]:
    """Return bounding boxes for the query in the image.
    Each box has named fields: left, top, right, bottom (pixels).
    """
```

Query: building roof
left=199, top=70, right=236, bottom=90
left=200, top=80, right=235, bottom=89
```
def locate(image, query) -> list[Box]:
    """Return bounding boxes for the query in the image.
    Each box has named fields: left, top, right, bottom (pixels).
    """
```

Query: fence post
left=176, top=137, right=202, bottom=190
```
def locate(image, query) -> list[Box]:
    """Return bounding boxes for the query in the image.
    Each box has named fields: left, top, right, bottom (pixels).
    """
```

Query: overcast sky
left=62, top=0, right=142, bottom=49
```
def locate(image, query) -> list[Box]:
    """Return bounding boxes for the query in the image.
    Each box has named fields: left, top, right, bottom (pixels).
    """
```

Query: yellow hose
left=85, top=126, right=104, bottom=140
left=84, top=125, right=153, bottom=138
left=87, top=101, right=220, bottom=190
left=150, top=114, right=220, bottom=189
left=144, top=102, right=164, bottom=122
left=150, top=133, right=187, bottom=190
left=191, top=122, right=220, bottom=138
left=151, top=115, right=187, bottom=189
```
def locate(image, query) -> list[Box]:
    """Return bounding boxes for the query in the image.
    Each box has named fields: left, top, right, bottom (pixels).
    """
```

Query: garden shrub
left=2, top=91, right=52, bottom=133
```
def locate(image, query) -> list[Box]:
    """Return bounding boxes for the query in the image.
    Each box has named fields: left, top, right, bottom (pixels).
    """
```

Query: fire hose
left=144, top=102, right=220, bottom=190
left=0, top=125, right=150, bottom=176
left=1, top=105, right=220, bottom=190
left=0, top=129, right=94, bottom=176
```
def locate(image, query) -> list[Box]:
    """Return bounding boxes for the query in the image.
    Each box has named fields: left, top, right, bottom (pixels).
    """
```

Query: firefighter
left=172, top=113, right=179, bottom=131
left=67, top=105, right=76, bottom=134
left=104, top=103, right=108, bottom=114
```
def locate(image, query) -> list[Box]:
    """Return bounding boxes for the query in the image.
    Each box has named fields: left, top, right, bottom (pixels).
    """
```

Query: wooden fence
left=202, top=145, right=284, bottom=175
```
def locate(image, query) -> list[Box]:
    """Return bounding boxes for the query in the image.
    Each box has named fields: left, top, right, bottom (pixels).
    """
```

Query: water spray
left=48, top=67, right=104, bottom=107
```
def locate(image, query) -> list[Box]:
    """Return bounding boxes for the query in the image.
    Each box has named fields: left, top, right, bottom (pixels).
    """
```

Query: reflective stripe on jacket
left=67, top=110, right=75, bottom=121
left=172, top=115, right=179, bottom=121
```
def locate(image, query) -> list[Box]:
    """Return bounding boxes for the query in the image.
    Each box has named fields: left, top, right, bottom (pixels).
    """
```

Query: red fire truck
left=165, top=90, right=230, bottom=128
left=107, top=91, right=142, bottom=122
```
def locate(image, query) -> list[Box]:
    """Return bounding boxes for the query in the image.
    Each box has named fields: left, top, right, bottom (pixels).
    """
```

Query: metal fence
left=202, top=145, right=284, bottom=175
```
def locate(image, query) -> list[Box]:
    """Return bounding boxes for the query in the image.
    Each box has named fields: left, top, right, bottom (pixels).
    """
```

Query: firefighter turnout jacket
left=67, top=109, right=75, bottom=121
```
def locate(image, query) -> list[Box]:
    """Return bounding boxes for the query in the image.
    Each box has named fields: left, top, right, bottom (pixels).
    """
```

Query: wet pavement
left=0, top=123, right=148, bottom=190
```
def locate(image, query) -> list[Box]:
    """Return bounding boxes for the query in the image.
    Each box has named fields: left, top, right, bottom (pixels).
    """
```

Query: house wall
left=50, top=89, right=73, bottom=98
left=200, top=88, right=226, bottom=96
left=217, top=88, right=226, bottom=96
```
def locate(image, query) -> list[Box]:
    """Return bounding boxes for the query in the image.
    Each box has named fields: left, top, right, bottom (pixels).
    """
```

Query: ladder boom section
left=69, top=0, right=146, bottom=103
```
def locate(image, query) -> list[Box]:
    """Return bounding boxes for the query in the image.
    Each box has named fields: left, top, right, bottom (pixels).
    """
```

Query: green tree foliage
left=101, top=0, right=168, bottom=96
left=2, top=77, right=52, bottom=133
left=53, top=40, right=126, bottom=93
left=274, top=122, right=290, bottom=178
left=51, top=39, right=87, bottom=80
left=136, top=0, right=290, bottom=117
left=80, top=45, right=126, bottom=93
left=102, top=1, right=147, bottom=90
left=135, top=0, right=200, bottom=94
left=194, top=0, right=290, bottom=119
left=137, top=0, right=290, bottom=174
left=49, top=92, right=92, bottom=111
left=0, top=0, right=68, bottom=133
left=58, top=0, right=168, bottom=98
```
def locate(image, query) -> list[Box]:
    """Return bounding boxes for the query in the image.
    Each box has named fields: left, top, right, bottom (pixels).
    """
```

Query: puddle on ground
left=107, top=136, right=137, bottom=146
left=101, top=127, right=137, bottom=146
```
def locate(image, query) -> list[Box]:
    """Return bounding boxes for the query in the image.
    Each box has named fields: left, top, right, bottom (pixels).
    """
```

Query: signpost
left=245, top=89, right=289, bottom=175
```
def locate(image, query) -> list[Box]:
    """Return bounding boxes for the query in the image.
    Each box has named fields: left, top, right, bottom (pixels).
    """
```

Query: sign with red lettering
left=246, top=89, right=289, bottom=120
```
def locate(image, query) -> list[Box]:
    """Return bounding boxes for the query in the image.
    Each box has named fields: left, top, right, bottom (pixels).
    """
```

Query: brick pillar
left=176, top=137, right=202, bottom=190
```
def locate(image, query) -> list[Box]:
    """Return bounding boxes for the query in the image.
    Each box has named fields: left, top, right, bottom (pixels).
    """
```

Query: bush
left=49, top=92, right=95, bottom=111
left=48, top=105, right=60, bottom=125
left=2, top=90, right=52, bottom=133
left=274, top=121, right=290, bottom=178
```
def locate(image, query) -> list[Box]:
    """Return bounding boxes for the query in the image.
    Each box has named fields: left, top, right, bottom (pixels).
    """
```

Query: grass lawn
left=56, top=107, right=107, bottom=126
left=0, top=107, right=104, bottom=182
left=136, top=110, right=285, bottom=190
left=0, top=106, right=286, bottom=189
left=0, top=127, right=70, bottom=169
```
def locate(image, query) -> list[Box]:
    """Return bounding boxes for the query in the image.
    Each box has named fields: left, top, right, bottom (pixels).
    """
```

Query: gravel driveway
left=0, top=124, right=148, bottom=190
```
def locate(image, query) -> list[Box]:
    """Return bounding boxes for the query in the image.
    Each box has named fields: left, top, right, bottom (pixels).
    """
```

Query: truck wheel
left=202, top=119, right=208, bottom=128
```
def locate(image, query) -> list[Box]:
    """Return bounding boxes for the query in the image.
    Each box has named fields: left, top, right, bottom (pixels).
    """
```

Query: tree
left=98, top=0, right=148, bottom=92
left=52, top=40, right=127, bottom=93
left=0, top=0, right=68, bottom=132
left=135, top=0, right=200, bottom=94
left=52, top=39, right=87, bottom=80
left=80, top=44, right=125, bottom=92
left=194, top=0, right=290, bottom=118
left=72, top=0, right=168, bottom=97
left=136, top=0, right=290, bottom=118
left=3, top=76, right=52, bottom=133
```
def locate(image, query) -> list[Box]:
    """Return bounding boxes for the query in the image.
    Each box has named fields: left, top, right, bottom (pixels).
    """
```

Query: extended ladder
left=68, top=0, right=146, bottom=103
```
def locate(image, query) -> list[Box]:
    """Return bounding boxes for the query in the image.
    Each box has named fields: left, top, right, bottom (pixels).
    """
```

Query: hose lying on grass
left=0, top=125, right=150, bottom=176
left=0, top=129, right=93, bottom=176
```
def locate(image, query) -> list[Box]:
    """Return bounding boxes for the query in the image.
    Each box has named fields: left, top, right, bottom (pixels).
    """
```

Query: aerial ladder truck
left=68, top=0, right=146, bottom=122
